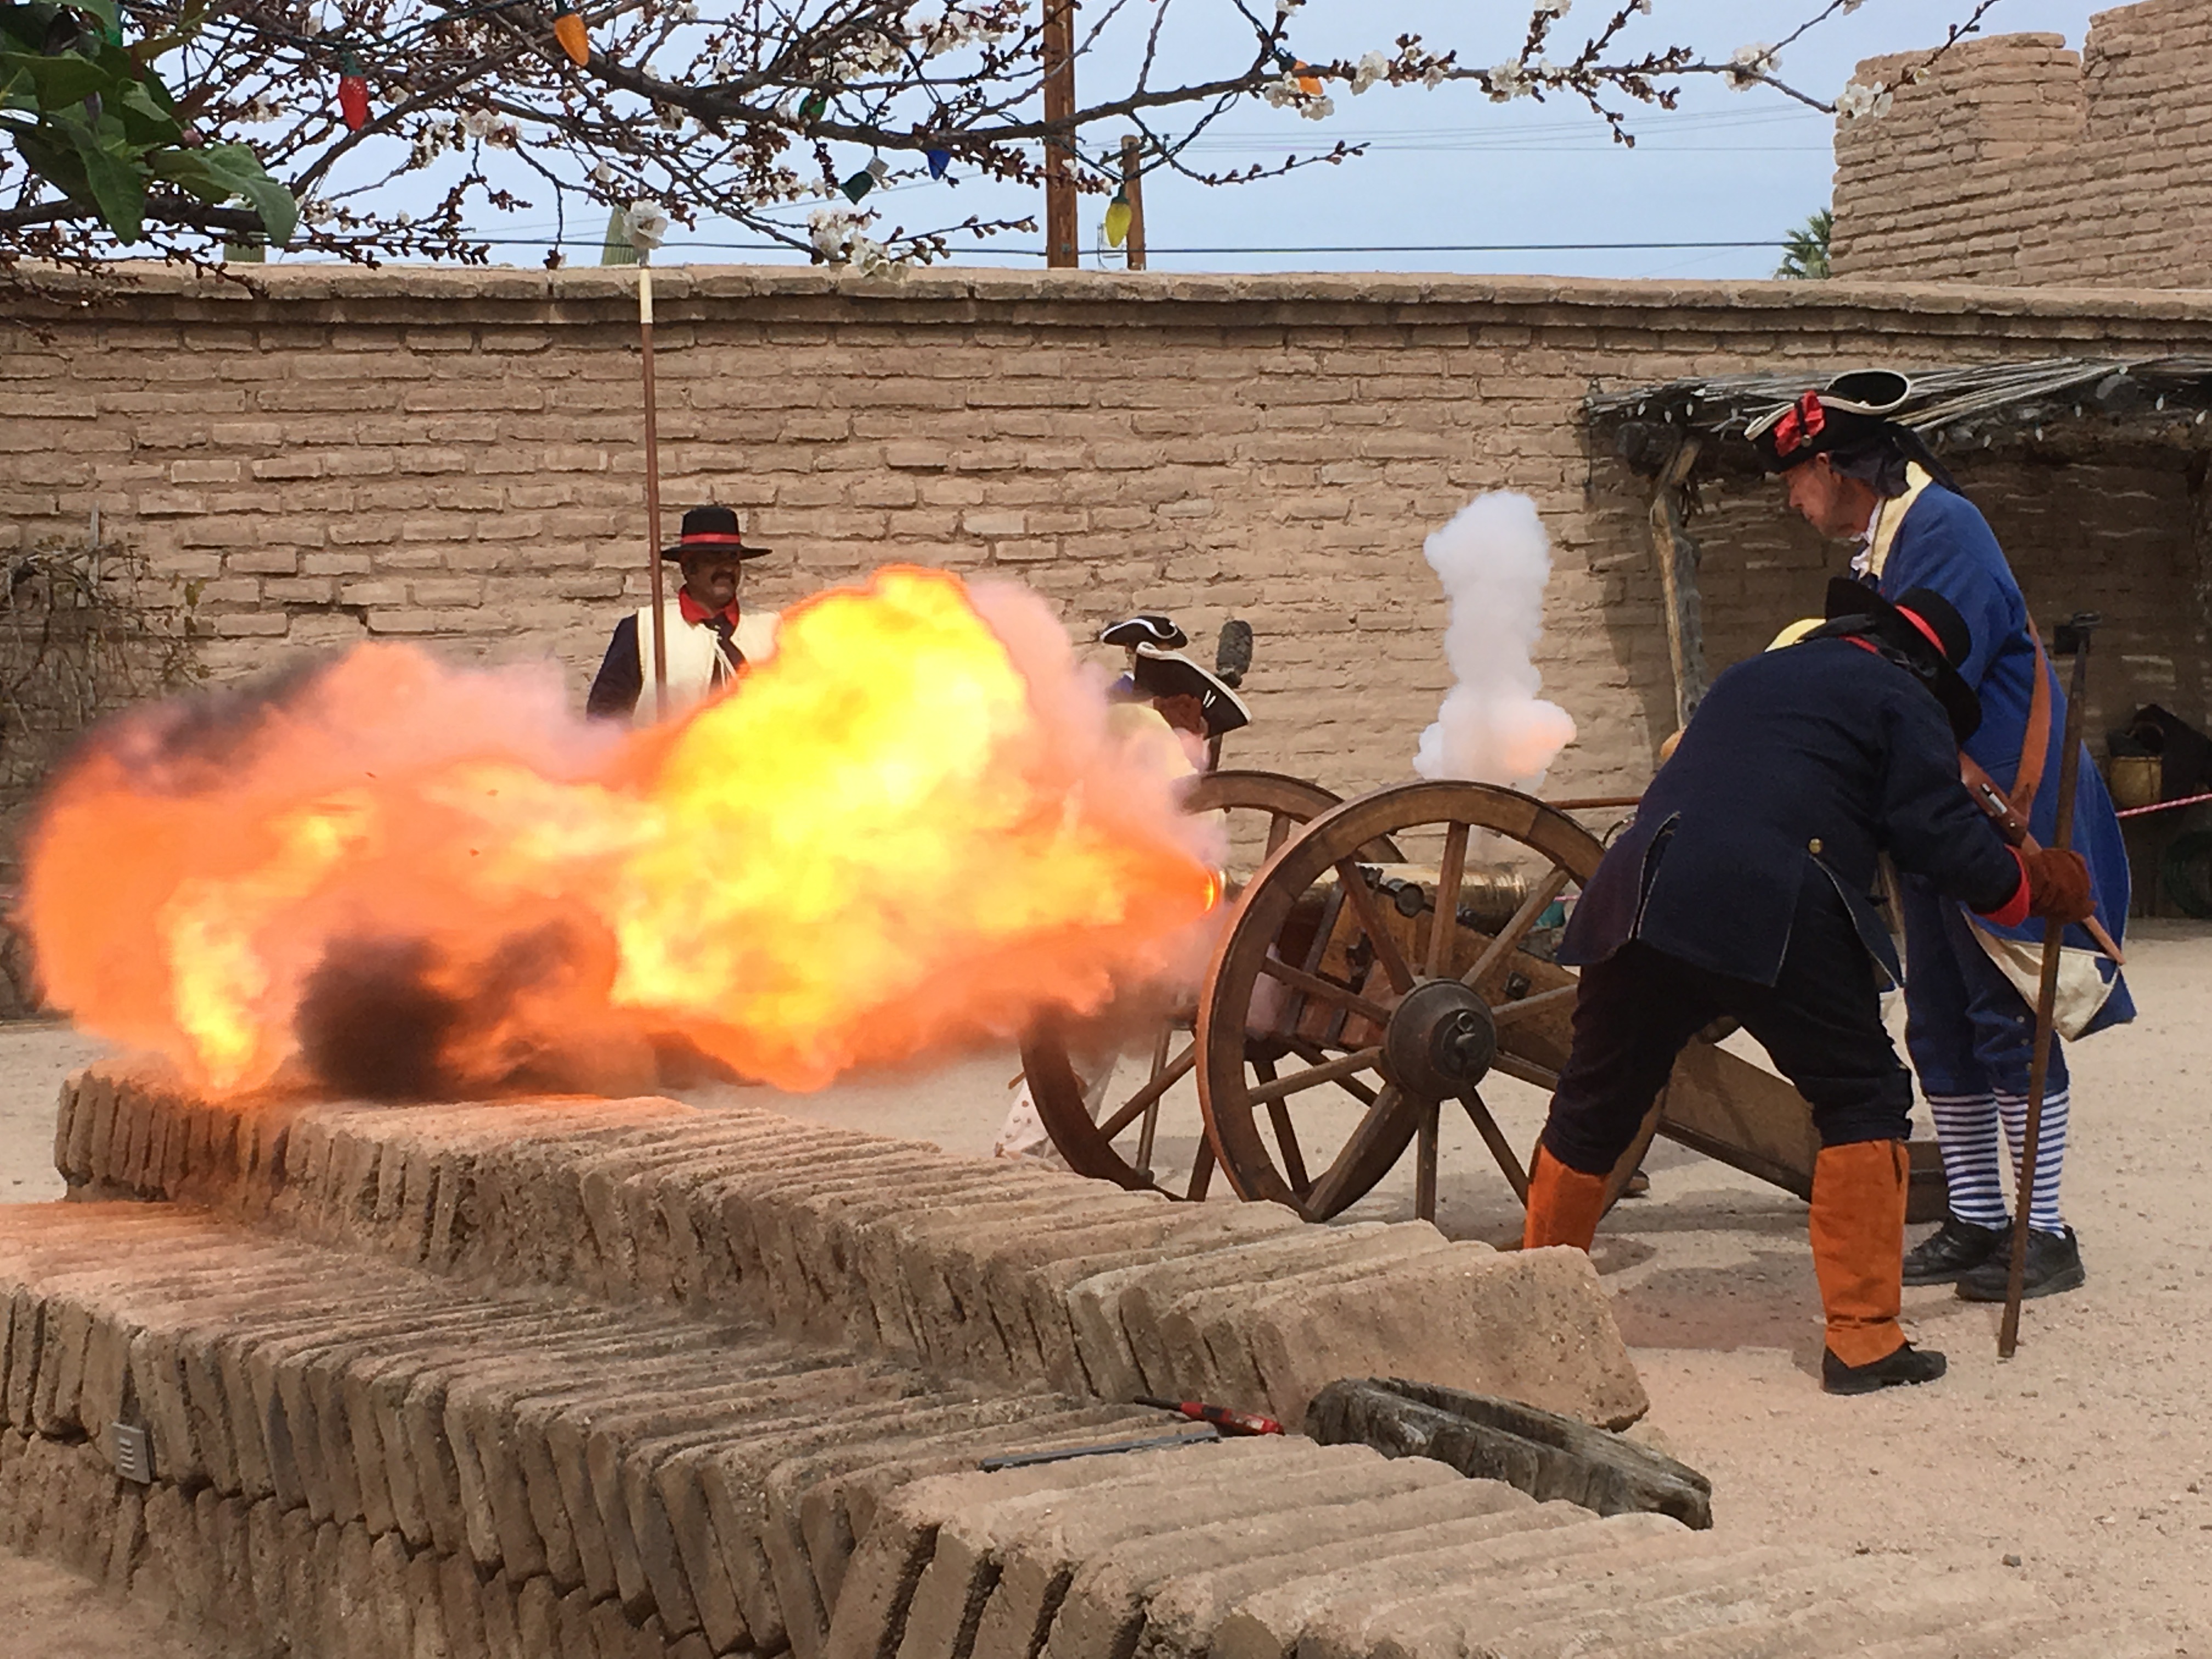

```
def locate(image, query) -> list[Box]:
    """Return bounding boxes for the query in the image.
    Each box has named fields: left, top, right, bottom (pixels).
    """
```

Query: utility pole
left=1119, top=134, right=1147, bottom=270
left=1042, top=0, right=1077, bottom=268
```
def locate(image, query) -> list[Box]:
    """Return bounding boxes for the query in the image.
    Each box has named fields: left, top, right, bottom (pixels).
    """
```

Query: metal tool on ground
left=1135, top=1395, right=1284, bottom=1436
left=978, top=1425, right=1220, bottom=1471
left=2001, top=612, right=2100, bottom=1358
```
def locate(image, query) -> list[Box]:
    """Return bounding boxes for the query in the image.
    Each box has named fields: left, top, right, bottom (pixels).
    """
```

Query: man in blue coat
left=1748, top=373, right=2131, bottom=1302
left=1520, top=581, right=2094, bottom=1393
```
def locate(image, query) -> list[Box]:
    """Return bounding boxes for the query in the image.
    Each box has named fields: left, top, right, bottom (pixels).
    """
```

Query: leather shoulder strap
left=2010, top=629, right=2053, bottom=815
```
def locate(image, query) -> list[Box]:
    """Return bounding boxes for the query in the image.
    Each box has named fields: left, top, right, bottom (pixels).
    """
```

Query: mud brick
left=60, top=1070, right=104, bottom=1186
left=52, top=1071, right=82, bottom=1183
left=1034, top=1459, right=1480, bottom=1659
left=794, top=1402, right=1164, bottom=1620
left=1206, top=1508, right=1662, bottom=1659
left=516, top=1574, right=565, bottom=1658
left=481, top=1568, right=527, bottom=1659
left=554, top=1583, right=607, bottom=1658
left=1060, top=1226, right=1391, bottom=1408
left=493, top=1125, right=703, bottom=1296
left=596, top=1122, right=839, bottom=1305
left=1240, top=1245, right=1649, bottom=1431
left=1151, top=1226, right=1459, bottom=1412
left=1132, top=1481, right=1540, bottom=1659
left=969, top=1442, right=1403, bottom=1659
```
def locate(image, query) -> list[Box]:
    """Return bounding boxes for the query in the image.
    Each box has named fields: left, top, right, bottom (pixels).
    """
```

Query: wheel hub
left=1380, top=978, right=1497, bottom=1100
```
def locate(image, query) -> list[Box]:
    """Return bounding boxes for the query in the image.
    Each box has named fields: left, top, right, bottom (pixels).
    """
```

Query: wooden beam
left=1647, top=433, right=1707, bottom=730
left=1119, top=134, right=1147, bottom=271
left=1042, top=0, right=1077, bottom=269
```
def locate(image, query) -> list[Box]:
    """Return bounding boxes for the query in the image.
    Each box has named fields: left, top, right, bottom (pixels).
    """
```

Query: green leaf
left=112, top=78, right=180, bottom=145
left=63, top=122, right=145, bottom=240
left=0, top=47, right=112, bottom=109
left=147, top=145, right=227, bottom=202
left=71, top=0, right=120, bottom=42
left=195, top=140, right=295, bottom=246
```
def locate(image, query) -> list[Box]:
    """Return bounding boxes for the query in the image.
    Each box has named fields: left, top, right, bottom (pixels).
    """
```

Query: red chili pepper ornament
left=337, top=54, right=370, bottom=132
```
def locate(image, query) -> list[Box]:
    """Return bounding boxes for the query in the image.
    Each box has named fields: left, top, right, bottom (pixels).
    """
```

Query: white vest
left=632, top=601, right=779, bottom=725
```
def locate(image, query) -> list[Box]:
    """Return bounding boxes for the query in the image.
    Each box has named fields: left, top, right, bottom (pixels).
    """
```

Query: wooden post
left=1120, top=134, right=1146, bottom=270
left=640, top=266, right=668, bottom=721
left=1647, top=433, right=1707, bottom=730
left=1042, top=0, right=1077, bottom=268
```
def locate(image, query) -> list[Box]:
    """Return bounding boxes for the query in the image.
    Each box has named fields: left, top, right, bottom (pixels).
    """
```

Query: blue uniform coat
left=1869, top=483, right=2133, bottom=1032
left=1561, top=637, right=2023, bottom=986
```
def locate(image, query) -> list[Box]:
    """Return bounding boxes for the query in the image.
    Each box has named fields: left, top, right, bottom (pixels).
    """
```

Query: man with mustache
left=587, top=505, right=780, bottom=723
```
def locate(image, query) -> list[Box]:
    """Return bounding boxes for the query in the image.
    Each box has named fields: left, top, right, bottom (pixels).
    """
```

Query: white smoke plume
left=1410, top=492, right=1578, bottom=789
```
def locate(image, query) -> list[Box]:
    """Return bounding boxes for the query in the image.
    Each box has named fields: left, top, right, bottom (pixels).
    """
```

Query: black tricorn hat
left=662, top=504, right=772, bottom=562
left=1130, top=650, right=1251, bottom=738
left=1815, top=576, right=1982, bottom=741
left=1746, top=370, right=1915, bottom=472
left=1099, top=613, right=1188, bottom=651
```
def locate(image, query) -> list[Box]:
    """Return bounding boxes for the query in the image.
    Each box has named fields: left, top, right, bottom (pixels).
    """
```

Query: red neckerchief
left=678, top=589, right=741, bottom=630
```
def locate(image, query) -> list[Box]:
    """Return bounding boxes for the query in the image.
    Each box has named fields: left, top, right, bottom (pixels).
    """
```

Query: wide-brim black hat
left=661, top=504, right=772, bottom=562
left=1746, top=370, right=1915, bottom=472
left=1130, top=647, right=1251, bottom=738
left=1099, top=613, right=1187, bottom=651
left=1820, top=575, right=1982, bottom=741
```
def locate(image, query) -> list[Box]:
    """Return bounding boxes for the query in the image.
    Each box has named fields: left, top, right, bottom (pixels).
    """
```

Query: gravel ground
left=2, top=921, right=2205, bottom=1652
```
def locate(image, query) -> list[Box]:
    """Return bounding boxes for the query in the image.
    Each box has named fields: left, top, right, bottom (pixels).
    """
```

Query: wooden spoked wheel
left=1195, top=779, right=1651, bottom=1224
left=1021, top=770, right=1402, bottom=1200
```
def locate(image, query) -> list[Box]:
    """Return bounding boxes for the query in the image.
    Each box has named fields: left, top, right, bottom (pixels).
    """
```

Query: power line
left=458, top=236, right=1782, bottom=255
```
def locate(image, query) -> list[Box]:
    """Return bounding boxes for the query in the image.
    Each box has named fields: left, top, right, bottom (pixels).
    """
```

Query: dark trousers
left=1542, top=870, right=1914, bottom=1176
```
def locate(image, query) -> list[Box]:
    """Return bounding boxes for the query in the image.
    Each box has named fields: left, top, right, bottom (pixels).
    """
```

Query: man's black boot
left=1901, top=1217, right=2007, bottom=1285
left=1955, top=1226, right=2085, bottom=1302
left=1821, top=1342, right=1947, bottom=1396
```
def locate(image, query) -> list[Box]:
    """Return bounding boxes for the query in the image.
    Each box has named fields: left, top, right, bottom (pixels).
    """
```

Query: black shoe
left=1822, top=1342, right=1948, bottom=1396
left=1954, top=1227, right=2085, bottom=1302
left=1901, top=1217, right=2008, bottom=1285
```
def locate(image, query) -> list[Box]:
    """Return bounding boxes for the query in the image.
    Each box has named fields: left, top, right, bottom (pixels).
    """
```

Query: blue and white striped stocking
left=1928, top=1092, right=2008, bottom=1230
left=1997, top=1089, right=2070, bottom=1236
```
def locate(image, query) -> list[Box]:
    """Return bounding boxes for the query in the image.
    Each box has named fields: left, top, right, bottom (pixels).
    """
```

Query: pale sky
left=438, top=0, right=2107, bottom=279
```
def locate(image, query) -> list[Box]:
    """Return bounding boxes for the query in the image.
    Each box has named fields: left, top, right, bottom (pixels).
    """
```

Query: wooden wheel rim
left=1196, top=780, right=1605, bottom=1218
left=1020, top=769, right=1392, bottom=1197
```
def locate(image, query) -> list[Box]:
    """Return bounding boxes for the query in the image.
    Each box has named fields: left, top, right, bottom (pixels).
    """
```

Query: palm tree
left=1776, top=210, right=1833, bottom=280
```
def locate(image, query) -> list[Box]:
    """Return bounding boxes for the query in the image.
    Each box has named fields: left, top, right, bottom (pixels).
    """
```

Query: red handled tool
left=1135, top=1396, right=1283, bottom=1436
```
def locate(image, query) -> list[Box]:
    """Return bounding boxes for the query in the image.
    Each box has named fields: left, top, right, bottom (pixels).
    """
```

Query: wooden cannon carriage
left=1022, top=769, right=1949, bottom=1228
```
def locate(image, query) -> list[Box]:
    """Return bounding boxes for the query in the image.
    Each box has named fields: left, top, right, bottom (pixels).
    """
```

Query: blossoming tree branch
left=1, top=0, right=2002, bottom=276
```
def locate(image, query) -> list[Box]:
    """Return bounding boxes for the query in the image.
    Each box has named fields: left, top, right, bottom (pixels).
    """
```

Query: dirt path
left=3, top=924, right=2205, bottom=1652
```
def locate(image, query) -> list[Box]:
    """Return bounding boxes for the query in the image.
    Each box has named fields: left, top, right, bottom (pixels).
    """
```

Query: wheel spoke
left=1488, top=983, right=1579, bottom=1029
left=1425, top=821, right=1470, bottom=979
left=1462, top=867, right=1572, bottom=993
left=1265, top=810, right=1295, bottom=857
left=1186, top=1132, right=1217, bottom=1200
left=1251, top=1056, right=1312, bottom=1197
left=1414, top=1097, right=1440, bottom=1222
left=1333, top=861, right=1417, bottom=994
left=1096, top=1041, right=1197, bottom=1139
left=1243, top=1045, right=1385, bottom=1107
left=1301, top=1082, right=1412, bottom=1218
left=1132, top=1024, right=1172, bottom=1173
left=1459, top=1089, right=1530, bottom=1202
left=1489, top=1051, right=1561, bottom=1092
left=1257, top=956, right=1393, bottom=1028
left=1287, top=1038, right=1381, bottom=1107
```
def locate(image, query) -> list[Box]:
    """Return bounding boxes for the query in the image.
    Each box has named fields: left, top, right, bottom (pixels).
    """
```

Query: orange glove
left=2022, top=848, right=2094, bottom=924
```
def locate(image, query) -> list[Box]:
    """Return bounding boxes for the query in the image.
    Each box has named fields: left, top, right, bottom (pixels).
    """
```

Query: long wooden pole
left=640, top=265, right=668, bottom=721
left=1999, top=613, right=2098, bottom=1357
left=1042, top=0, right=1077, bottom=268
left=1120, top=134, right=1146, bottom=270
left=1647, top=435, right=1706, bottom=730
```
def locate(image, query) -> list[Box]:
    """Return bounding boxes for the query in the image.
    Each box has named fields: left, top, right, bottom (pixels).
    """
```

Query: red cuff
left=1977, top=847, right=2032, bottom=929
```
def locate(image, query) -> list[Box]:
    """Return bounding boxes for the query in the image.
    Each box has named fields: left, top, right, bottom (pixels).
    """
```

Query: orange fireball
left=21, top=568, right=1219, bottom=1098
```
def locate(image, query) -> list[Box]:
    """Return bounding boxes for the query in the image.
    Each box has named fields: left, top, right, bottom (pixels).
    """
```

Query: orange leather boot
left=1521, top=1144, right=1609, bottom=1252
left=1810, top=1139, right=1946, bottom=1394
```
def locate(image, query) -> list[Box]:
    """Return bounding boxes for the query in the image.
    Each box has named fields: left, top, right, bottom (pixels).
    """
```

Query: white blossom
left=1486, top=61, right=1527, bottom=100
left=1534, top=0, right=1570, bottom=15
left=1836, top=80, right=1894, bottom=120
left=461, top=108, right=496, bottom=137
left=624, top=199, right=669, bottom=252
left=1300, top=93, right=1334, bottom=120
left=1274, top=0, right=1303, bottom=16
left=591, top=160, right=615, bottom=184
left=1351, top=50, right=1387, bottom=94
left=1725, top=43, right=1778, bottom=90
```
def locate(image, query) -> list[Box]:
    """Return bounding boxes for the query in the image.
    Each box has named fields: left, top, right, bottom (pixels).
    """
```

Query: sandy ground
left=2, top=923, right=2207, bottom=1651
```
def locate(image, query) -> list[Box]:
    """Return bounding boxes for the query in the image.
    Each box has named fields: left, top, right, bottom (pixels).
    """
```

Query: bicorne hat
left=662, top=504, right=772, bottom=562
left=1746, top=370, right=1915, bottom=472
left=1099, top=614, right=1188, bottom=651
left=1815, top=576, right=1982, bottom=741
left=1129, top=650, right=1252, bottom=739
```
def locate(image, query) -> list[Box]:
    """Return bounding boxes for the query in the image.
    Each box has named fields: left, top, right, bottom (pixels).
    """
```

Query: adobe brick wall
left=1832, top=0, right=2212, bottom=291
left=8, top=263, right=2212, bottom=811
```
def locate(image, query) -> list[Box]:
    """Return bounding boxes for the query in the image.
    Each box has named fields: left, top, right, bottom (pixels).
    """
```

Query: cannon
left=1021, top=769, right=1950, bottom=1226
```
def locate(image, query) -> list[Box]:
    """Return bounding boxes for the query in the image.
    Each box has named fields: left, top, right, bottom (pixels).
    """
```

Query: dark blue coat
left=1561, top=637, right=2023, bottom=987
left=1870, top=482, right=2133, bottom=1031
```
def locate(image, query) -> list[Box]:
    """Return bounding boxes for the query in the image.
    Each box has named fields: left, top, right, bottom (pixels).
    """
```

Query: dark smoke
left=294, top=938, right=464, bottom=1101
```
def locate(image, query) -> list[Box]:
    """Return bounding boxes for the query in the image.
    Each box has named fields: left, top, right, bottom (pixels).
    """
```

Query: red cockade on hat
left=1771, top=390, right=1827, bottom=459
